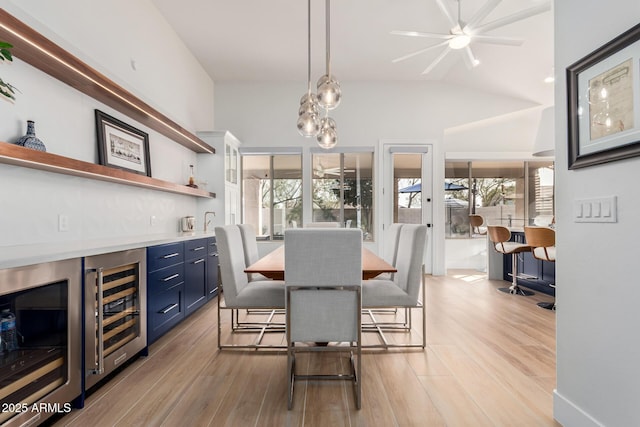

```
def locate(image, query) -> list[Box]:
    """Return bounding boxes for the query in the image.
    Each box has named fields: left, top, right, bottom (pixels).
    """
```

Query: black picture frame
left=95, top=110, right=151, bottom=176
left=567, top=22, right=640, bottom=169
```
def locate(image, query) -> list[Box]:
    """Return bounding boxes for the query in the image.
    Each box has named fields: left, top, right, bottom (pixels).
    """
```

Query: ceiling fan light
left=449, top=34, right=471, bottom=50
left=317, top=74, right=342, bottom=109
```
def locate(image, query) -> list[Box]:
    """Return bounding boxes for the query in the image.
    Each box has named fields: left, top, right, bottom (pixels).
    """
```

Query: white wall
left=554, top=1, right=640, bottom=426
left=0, top=0, right=215, bottom=246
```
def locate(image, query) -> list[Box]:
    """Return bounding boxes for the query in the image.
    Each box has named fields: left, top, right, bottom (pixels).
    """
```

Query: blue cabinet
left=147, top=243, right=185, bottom=344
left=503, top=231, right=555, bottom=295
left=184, top=238, right=208, bottom=316
left=147, top=236, right=219, bottom=344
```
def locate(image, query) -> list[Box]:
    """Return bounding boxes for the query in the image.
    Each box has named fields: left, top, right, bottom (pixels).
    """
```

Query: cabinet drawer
left=148, top=263, right=184, bottom=293
left=207, top=237, right=217, bottom=255
left=185, top=238, right=207, bottom=260
left=148, top=242, right=184, bottom=271
left=147, top=284, right=184, bottom=344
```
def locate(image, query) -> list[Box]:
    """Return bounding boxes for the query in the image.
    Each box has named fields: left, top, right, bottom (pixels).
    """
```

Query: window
left=242, top=153, right=302, bottom=240
left=445, top=160, right=555, bottom=238
left=311, top=151, right=374, bottom=240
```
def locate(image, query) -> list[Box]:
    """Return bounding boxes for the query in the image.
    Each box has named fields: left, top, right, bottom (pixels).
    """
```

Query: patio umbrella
left=398, top=182, right=468, bottom=193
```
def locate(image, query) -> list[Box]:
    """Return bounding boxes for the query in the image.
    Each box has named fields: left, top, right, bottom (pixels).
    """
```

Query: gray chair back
left=285, top=228, right=362, bottom=343
left=394, top=224, right=427, bottom=303
left=384, top=223, right=404, bottom=266
left=238, top=224, right=260, bottom=266
left=215, top=225, right=248, bottom=307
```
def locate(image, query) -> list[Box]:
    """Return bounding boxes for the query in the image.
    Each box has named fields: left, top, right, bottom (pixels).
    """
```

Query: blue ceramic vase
left=15, top=120, right=46, bottom=152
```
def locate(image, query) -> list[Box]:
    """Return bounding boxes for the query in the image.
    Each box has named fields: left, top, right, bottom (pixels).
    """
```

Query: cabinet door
left=184, top=239, right=207, bottom=316
left=207, top=237, right=219, bottom=299
left=147, top=283, right=184, bottom=344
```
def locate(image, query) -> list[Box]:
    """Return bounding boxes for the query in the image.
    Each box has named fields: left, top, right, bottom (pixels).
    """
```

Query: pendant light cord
left=307, top=0, right=312, bottom=93
left=325, top=0, right=331, bottom=77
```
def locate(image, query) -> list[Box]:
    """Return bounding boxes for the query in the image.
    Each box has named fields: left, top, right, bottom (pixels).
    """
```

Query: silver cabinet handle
left=160, top=303, right=179, bottom=314
left=192, top=246, right=205, bottom=251
left=162, top=273, right=180, bottom=282
left=193, top=259, right=205, bottom=264
left=163, top=252, right=180, bottom=259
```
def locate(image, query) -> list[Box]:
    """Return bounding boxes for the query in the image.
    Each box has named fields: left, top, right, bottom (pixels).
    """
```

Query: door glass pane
left=311, top=153, right=341, bottom=224
left=242, top=155, right=271, bottom=237
left=393, top=153, right=422, bottom=225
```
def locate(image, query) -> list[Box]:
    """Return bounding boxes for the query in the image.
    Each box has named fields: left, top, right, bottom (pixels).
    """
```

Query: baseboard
left=554, top=389, right=604, bottom=427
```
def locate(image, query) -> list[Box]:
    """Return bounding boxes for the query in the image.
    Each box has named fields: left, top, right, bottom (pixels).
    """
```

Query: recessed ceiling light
left=544, top=76, right=555, bottom=83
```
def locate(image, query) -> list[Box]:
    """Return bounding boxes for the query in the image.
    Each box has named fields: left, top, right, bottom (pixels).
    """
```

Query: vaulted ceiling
left=153, top=0, right=554, bottom=106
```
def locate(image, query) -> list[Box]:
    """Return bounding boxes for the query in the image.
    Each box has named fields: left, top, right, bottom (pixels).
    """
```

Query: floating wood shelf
left=0, top=142, right=215, bottom=198
left=0, top=8, right=214, bottom=154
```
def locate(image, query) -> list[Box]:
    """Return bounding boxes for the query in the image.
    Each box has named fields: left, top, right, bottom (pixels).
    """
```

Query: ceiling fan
left=314, top=161, right=354, bottom=178
left=391, top=0, right=551, bottom=75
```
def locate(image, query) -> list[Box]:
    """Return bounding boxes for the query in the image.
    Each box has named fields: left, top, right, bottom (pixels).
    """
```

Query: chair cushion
left=234, top=280, right=285, bottom=308
left=362, top=279, right=417, bottom=308
left=495, top=241, right=531, bottom=255
left=533, top=246, right=556, bottom=261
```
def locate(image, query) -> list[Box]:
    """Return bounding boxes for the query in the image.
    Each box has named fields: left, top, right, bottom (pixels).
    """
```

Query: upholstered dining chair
left=376, top=223, right=404, bottom=281
left=362, top=224, right=427, bottom=349
left=524, top=226, right=556, bottom=310
left=285, top=228, right=363, bottom=410
left=304, top=222, right=341, bottom=228
left=215, top=225, right=286, bottom=349
left=487, top=225, right=534, bottom=296
left=238, top=223, right=269, bottom=281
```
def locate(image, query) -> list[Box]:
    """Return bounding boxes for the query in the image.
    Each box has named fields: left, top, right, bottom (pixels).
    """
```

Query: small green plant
left=0, top=41, right=17, bottom=100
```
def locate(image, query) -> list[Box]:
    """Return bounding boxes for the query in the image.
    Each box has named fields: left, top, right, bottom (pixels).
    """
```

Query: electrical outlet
left=58, top=214, right=69, bottom=232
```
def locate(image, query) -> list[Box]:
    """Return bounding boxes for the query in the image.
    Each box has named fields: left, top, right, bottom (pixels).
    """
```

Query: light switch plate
left=574, top=196, right=617, bottom=223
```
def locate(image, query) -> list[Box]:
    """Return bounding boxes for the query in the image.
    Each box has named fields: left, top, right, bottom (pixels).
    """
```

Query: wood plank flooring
left=53, top=270, right=558, bottom=426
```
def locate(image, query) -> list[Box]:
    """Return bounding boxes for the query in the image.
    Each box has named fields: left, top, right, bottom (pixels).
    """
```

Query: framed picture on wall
left=95, top=110, right=152, bottom=176
left=567, top=22, right=640, bottom=169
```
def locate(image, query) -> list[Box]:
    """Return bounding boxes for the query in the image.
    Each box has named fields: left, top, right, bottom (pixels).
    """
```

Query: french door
left=382, top=143, right=433, bottom=274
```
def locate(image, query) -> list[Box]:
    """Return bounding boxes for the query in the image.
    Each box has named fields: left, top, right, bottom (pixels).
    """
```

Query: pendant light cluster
left=296, top=0, right=341, bottom=149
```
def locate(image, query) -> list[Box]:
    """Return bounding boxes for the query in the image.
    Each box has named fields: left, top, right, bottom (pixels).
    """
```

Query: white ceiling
left=152, top=0, right=554, bottom=106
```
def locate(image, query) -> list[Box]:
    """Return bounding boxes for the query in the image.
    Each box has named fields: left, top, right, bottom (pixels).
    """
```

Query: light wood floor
left=54, top=270, right=558, bottom=427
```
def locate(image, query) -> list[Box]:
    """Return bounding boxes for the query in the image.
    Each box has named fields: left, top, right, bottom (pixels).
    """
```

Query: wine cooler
left=0, top=258, right=82, bottom=427
left=84, top=249, right=147, bottom=390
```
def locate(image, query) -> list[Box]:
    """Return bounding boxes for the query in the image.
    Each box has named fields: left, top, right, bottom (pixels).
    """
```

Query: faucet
left=204, top=211, right=216, bottom=232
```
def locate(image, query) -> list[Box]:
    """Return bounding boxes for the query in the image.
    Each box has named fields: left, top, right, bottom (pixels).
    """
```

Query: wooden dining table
left=244, top=245, right=396, bottom=280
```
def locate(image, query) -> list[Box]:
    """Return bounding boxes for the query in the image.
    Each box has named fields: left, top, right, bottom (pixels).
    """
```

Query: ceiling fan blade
left=434, top=0, right=458, bottom=28
left=421, top=46, right=452, bottom=75
left=473, top=2, right=551, bottom=34
left=462, top=46, right=479, bottom=69
left=392, top=40, right=450, bottom=63
left=472, top=34, right=523, bottom=46
left=463, top=0, right=502, bottom=32
left=391, top=30, right=452, bottom=40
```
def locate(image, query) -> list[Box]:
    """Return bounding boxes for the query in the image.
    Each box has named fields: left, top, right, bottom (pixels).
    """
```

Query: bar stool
left=469, top=214, right=487, bottom=236
left=487, top=225, right=534, bottom=296
left=524, top=226, right=556, bottom=310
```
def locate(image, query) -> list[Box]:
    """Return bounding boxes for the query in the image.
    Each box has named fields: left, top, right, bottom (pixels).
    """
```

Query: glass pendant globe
left=300, top=92, right=318, bottom=105
left=317, top=118, right=337, bottom=149
left=297, top=112, right=320, bottom=137
left=316, top=74, right=341, bottom=109
left=299, top=99, right=319, bottom=116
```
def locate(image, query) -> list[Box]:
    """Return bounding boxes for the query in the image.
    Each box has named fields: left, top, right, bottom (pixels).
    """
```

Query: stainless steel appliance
left=84, top=249, right=147, bottom=390
left=0, top=258, right=82, bottom=427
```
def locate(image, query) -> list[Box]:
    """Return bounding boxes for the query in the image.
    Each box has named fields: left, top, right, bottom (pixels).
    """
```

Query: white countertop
left=0, top=231, right=216, bottom=270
